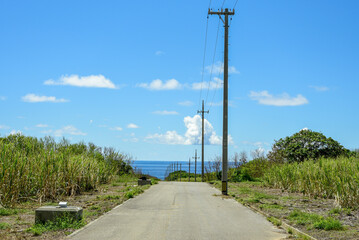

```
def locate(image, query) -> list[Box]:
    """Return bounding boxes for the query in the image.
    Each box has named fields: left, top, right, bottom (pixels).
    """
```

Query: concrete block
left=35, top=206, right=83, bottom=224
left=138, top=179, right=151, bottom=186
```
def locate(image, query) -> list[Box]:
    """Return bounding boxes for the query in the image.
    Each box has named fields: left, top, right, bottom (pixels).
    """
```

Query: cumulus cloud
left=22, top=94, right=69, bottom=103
left=155, top=50, right=165, bottom=56
left=146, top=115, right=233, bottom=145
left=178, top=101, right=194, bottom=106
left=153, top=110, right=179, bottom=115
left=54, top=125, right=86, bottom=136
left=36, top=124, right=48, bottom=128
left=138, top=79, right=182, bottom=90
left=44, top=74, right=116, bottom=89
left=309, top=85, right=329, bottom=92
left=205, top=61, right=239, bottom=74
left=127, top=123, right=139, bottom=129
left=249, top=91, right=308, bottom=106
left=192, top=77, right=223, bottom=90
left=110, top=127, right=123, bottom=131
left=10, top=130, right=22, bottom=135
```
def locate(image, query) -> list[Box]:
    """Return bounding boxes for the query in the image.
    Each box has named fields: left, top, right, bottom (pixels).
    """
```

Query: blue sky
left=1, top=0, right=358, bottom=161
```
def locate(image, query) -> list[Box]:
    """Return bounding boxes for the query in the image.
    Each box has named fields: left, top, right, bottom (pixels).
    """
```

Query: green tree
left=268, top=129, right=349, bottom=163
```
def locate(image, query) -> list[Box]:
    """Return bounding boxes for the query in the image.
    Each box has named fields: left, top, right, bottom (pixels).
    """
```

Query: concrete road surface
left=69, top=182, right=287, bottom=240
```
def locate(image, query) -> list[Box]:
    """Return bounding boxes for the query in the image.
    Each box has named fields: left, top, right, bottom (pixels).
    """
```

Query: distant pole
left=177, top=162, right=179, bottom=181
left=188, top=158, right=191, bottom=182
left=192, top=149, right=200, bottom=182
left=208, top=8, right=235, bottom=195
left=180, top=164, right=182, bottom=182
left=198, top=100, right=209, bottom=182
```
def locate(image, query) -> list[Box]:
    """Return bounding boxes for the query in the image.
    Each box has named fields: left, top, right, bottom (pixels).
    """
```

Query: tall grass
left=264, top=156, right=359, bottom=208
left=0, top=134, right=132, bottom=207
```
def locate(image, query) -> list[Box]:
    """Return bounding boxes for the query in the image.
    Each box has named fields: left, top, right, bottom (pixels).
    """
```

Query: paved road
left=69, top=182, right=287, bottom=240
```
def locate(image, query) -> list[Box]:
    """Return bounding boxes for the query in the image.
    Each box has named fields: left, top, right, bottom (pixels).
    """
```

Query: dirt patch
left=0, top=178, right=152, bottom=239
left=212, top=181, right=359, bottom=240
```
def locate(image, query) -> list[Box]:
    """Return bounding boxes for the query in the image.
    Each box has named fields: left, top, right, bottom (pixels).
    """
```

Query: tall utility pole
left=208, top=8, right=235, bottom=195
left=192, top=149, right=200, bottom=182
left=188, top=158, right=191, bottom=182
left=198, top=100, right=209, bottom=182
left=180, top=164, right=182, bottom=182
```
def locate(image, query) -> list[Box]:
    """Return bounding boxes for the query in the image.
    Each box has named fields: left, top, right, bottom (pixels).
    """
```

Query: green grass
left=264, top=156, right=359, bottom=208
left=96, top=195, right=122, bottom=201
left=27, top=216, right=85, bottom=236
left=124, top=186, right=144, bottom=199
left=260, top=203, right=284, bottom=210
left=0, top=222, right=11, bottom=229
left=0, top=208, right=19, bottom=216
left=288, top=210, right=343, bottom=231
left=267, top=216, right=282, bottom=227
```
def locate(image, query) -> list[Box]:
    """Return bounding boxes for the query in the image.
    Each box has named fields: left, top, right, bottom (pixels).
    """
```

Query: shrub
left=268, top=129, right=349, bottom=163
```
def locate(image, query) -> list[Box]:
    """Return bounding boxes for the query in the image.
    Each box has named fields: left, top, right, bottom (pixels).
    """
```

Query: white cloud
left=0, top=125, right=10, bottom=129
left=22, top=94, right=69, bottom=103
left=207, top=100, right=235, bottom=107
left=249, top=91, right=308, bottom=106
left=44, top=74, right=116, bottom=89
left=301, top=127, right=309, bottom=131
left=178, top=101, right=194, bottom=106
left=192, top=77, right=223, bottom=90
left=127, top=123, right=139, bottom=129
left=146, top=115, right=233, bottom=145
left=146, top=131, right=186, bottom=145
left=36, top=124, right=48, bottom=128
left=241, top=141, right=269, bottom=147
left=110, top=127, right=123, bottom=131
left=0, top=96, right=6, bottom=101
left=155, top=50, right=165, bottom=56
left=153, top=110, right=179, bottom=115
left=205, top=61, right=239, bottom=75
left=54, top=125, right=86, bottom=136
left=138, top=79, right=182, bottom=90
left=10, top=130, right=22, bottom=135
left=309, top=85, right=329, bottom=92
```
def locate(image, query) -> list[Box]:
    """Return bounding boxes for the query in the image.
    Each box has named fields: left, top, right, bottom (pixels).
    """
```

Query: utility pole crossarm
left=208, top=9, right=235, bottom=16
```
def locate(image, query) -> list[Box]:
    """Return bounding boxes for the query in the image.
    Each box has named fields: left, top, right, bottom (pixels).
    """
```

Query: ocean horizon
left=132, top=160, right=234, bottom=180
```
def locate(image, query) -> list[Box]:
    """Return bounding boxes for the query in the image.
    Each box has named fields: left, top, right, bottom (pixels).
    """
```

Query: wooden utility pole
left=208, top=8, right=235, bottom=195
left=192, top=149, right=200, bottom=182
left=180, top=164, right=182, bottom=182
left=188, top=158, right=191, bottom=182
left=198, top=100, right=209, bottom=182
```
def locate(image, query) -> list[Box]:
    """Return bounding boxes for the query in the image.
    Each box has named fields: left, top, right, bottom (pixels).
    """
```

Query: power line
left=233, top=0, right=239, bottom=10
left=198, top=16, right=210, bottom=109
left=204, top=18, right=221, bottom=107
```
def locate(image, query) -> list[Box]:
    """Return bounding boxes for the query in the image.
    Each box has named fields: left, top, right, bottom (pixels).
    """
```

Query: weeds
left=264, top=157, right=359, bottom=208
left=0, top=134, right=133, bottom=207
left=267, top=216, right=282, bottom=227
left=0, top=208, right=19, bottom=216
left=288, top=210, right=343, bottom=231
left=0, top=222, right=11, bottom=229
left=27, top=216, right=85, bottom=236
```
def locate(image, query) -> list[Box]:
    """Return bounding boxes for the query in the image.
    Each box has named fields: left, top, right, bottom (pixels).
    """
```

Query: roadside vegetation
left=207, top=129, right=359, bottom=240
left=0, top=134, right=154, bottom=239
left=0, top=134, right=133, bottom=207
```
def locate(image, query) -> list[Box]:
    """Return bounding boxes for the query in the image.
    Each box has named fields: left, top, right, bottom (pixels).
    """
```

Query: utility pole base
left=222, top=181, right=228, bottom=195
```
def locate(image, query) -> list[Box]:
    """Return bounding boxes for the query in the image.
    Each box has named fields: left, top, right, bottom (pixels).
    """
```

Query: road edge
left=66, top=183, right=156, bottom=239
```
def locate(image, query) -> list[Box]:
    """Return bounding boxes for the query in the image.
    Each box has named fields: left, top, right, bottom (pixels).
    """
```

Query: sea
left=132, top=160, right=233, bottom=180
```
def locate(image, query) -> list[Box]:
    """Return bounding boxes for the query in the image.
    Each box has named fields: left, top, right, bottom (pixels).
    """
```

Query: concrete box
left=35, top=206, right=83, bottom=224
left=138, top=179, right=151, bottom=186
